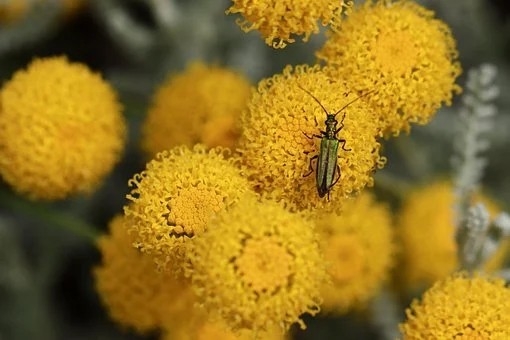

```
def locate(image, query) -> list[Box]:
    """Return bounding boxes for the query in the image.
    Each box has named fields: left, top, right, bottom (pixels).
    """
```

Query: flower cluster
left=400, top=273, right=510, bottom=339
left=142, top=62, right=252, bottom=158
left=0, top=56, right=126, bottom=200
left=317, top=0, right=461, bottom=135
left=90, top=1, right=466, bottom=337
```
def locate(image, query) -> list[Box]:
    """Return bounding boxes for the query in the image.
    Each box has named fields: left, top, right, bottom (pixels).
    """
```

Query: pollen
left=238, top=64, right=385, bottom=212
left=317, top=0, right=462, bottom=135
left=226, top=0, right=352, bottom=48
left=372, top=30, right=419, bottom=76
left=235, top=237, right=294, bottom=295
left=188, top=196, right=328, bottom=334
left=0, top=56, right=126, bottom=200
left=141, top=62, right=251, bottom=158
left=124, top=144, right=252, bottom=271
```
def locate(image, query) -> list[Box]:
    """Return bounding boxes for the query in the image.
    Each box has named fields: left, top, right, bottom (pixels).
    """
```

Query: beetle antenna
left=333, top=90, right=376, bottom=117
left=297, top=85, right=330, bottom=116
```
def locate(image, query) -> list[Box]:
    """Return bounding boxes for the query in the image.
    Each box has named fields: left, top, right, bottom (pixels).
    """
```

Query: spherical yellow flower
left=141, top=62, right=252, bottom=158
left=238, top=64, right=385, bottom=212
left=397, top=181, right=507, bottom=291
left=124, top=144, right=253, bottom=271
left=317, top=0, right=461, bottom=135
left=317, top=192, right=395, bottom=314
left=94, top=214, right=196, bottom=334
left=0, top=56, right=126, bottom=200
left=188, top=196, right=328, bottom=334
left=400, top=273, right=510, bottom=339
left=226, top=0, right=351, bottom=48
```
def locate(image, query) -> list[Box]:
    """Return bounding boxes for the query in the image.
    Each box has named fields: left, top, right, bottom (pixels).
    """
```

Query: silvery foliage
left=89, top=0, right=266, bottom=74
left=452, top=64, right=510, bottom=271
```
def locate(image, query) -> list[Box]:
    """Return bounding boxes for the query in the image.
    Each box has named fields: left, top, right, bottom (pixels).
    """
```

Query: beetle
left=299, top=86, right=373, bottom=200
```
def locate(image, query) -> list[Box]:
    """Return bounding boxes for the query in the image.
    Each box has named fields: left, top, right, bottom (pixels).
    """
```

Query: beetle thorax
left=324, top=114, right=338, bottom=138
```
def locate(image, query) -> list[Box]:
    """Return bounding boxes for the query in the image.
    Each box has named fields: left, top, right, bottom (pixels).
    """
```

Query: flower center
left=166, top=184, right=224, bottom=238
left=235, top=237, right=294, bottom=295
left=372, top=30, right=419, bottom=76
left=325, top=235, right=365, bottom=283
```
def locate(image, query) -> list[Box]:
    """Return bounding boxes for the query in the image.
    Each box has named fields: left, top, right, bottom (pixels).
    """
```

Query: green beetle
left=300, top=86, right=373, bottom=200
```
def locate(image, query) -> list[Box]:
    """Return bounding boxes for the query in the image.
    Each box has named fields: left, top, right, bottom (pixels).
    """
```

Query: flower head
left=142, top=62, right=251, bottom=158
left=317, top=192, right=395, bottom=313
left=124, top=144, right=252, bottom=271
left=94, top=215, right=196, bottom=333
left=317, top=0, right=461, bottom=135
left=397, top=181, right=507, bottom=290
left=238, top=64, right=385, bottom=212
left=188, top=196, right=328, bottom=334
left=0, top=56, right=126, bottom=200
left=400, top=273, right=510, bottom=339
left=226, top=0, right=351, bottom=48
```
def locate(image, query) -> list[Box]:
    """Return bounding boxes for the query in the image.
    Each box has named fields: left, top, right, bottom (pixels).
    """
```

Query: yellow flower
left=400, top=273, right=510, bottom=339
left=124, top=144, right=252, bottom=271
left=188, top=196, right=328, bottom=334
left=226, top=0, right=351, bottom=48
left=141, top=62, right=252, bottom=158
left=238, top=64, right=385, bottom=212
left=317, top=0, right=461, bottom=135
left=317, top=192, right=395, bottom=314
left=397, top=181, right=507, bottom=291
left=0, top=56, right=126, bottom=200
left=94, top=214, right=196, bottom=334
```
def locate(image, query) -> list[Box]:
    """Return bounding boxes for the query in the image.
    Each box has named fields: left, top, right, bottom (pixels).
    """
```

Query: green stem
left=0, top=189, right=99, bottom=243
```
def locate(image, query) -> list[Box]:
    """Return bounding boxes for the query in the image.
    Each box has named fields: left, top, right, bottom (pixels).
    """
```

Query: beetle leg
left=339, top=138, right=351, bottom=151
left=303, top=155, right=318, bottom=177
left=302, top=131, right=323, bottom=140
